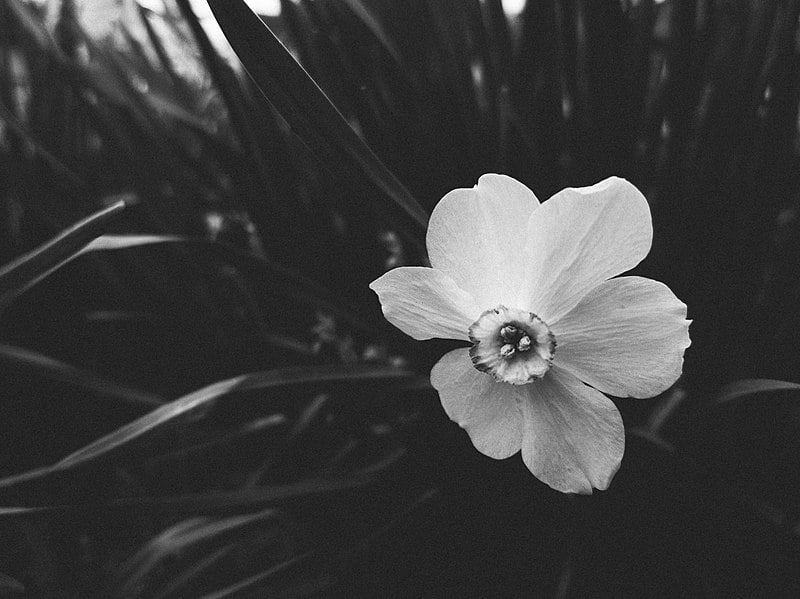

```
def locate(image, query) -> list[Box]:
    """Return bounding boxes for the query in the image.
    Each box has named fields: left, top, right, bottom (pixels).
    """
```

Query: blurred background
left=0, top=0, right=799, bottom=596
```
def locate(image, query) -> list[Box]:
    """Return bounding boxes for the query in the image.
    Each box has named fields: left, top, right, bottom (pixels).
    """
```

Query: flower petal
left=427, top=174, right=540, bottom=308
left=370, top=267, right=481, bottom=341
left=520, top=177, right=653, bottom=323
left=430, top=348, right=523, bottom=459
left=520, top=366, right=625, bottom=494
left=551, top=276, right=691, bottom=398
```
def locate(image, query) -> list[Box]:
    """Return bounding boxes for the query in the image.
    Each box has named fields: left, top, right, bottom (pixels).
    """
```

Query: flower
left=370, top=174, right=691, bottom=494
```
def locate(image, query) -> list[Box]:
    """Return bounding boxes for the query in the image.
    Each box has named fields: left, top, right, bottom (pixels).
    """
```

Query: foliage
left=0, top=0, right=799, bottom=595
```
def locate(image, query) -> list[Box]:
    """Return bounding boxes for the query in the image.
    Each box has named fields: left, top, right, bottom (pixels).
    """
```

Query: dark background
left=0, top=0, right=799, bottom=596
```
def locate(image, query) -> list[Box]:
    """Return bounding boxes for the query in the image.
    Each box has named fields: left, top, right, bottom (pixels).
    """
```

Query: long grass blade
left=150, top=547, right=233, bottom=599
left=715, top=378, right=800, bottom=406
left=205, top=0, right=429, bottom=237
left=0, top=476, right=379, bottom=517
left=0, top=99, right=86, bottom=190
left=0, top=233, right=177, bottom=309
left=84, top=235, right=374, bottom=332
left=58, top=364, right=410, bottom=467
left=0, top=343, right=163, bottom=410
left=0, top=200, right=127, bottom=308
left=174, top=0, right=277, bottom=199
left=115, top=509, right=281, bottom=598
left=198, top=551, right=328, bottom=599
left=334, top=0, right=404, bottom=66
left=2, top=231, right=375, bottom=336
left=0, top=363, right=411, bottom=495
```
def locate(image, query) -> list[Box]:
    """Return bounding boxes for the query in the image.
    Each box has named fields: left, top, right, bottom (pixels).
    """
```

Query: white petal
left=370, top=267, right=481, bottom=341
left=551, top=276, right=691, bottom=398
left=520, top=366, right=625, bottom=494
left=427, top=174, right=540, bottom=308
left=430, top=348, right=523, bottom=459
left=520, top=177, right=653, bottom=323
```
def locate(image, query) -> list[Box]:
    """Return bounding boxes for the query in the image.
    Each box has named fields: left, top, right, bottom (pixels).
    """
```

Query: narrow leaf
left=116, top=509, right=280, bottom=598
left=3, top=233, right=373, bottom=334
left=0, top=475, right=379, bottom=516
left=86, top=235, right=373, bottom=332
left=334, top=0, right=404, bottom=66
left=205, top=0, right=429, bottom=236
left=0, top=200, right=128, bottom=308
left=57, top=363, right=410, bottom=468
left=198, top=551, right=327, bottom=599
left=715, top=378, right=800, bottom=406
left=0, top=364, right=411, bottom=494
left=0, top=343, right=163, bottom=410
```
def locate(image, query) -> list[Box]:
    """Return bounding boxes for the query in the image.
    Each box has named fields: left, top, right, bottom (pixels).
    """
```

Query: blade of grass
left=77, top=39, right=222, bottom=193
left=57, top=363, right=411, bottom=468
left=0, top=0, right=60, bottom=55
left=87, top=235, right=375, bottom=333
left=244, top=393, right=330, bottom=487
left=116, top=509, right=281, bottom=598
left=150, top=547, right=233, bottom=599
left=198, top=551, right=329, bottom=599
left=0, top=99, right=87, bottom=190
left=0, top=343, right=163, bottom=410
left=0, top=475, right=380, bottom=516
left=715, top=378, right=800, bottom=406
left=174, top=0, right=280, bottom=207
left=204, top=0, right=429, bottom=239
left=137, top=5, right=194, bottom=105
left=333, top=0, right=404, bottom=67
left=143, top=415, right=289, bottom=486
left=3, top=232, right=376, bottom=335
left=0, top=363, right=412, bottom=498
left=0, top=200, right=127, bottom=308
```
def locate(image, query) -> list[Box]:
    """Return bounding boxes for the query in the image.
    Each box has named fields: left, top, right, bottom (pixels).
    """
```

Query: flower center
left=468, top=305, right=556, bottom=385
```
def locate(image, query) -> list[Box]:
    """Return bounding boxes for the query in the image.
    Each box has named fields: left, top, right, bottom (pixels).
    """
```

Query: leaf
left=0, top=99, right=86, bottom=189
left=151, top=547, right=233, bottom=599
left=198, top=551, right=329, bottom=599
left=0, top=200, right=128, bottom=309
left=58, top=363, right=410, bottom=467
left=0, top=0, right=60, bottom=53
left=715, top=378, right=800, bottom=406
left=115, top=509, right=282, bottom=598
left=0, top=233, right=181, bottom=312
left=0, top=363, right=411, bottom=496
left=150, top=547, right=233, bottom=599
left=79, top=234, right=183, bottom=253
left=333, top=0, right=404, bottom=66
left=204, top=0, right=429, bottom=238
left=174, top=0, right=279, bottom=204
left=0, top=343, right=163, bottom=410
left=0, top=476, right=380, bottom=517
left=11, top=232, right=372, bottom=332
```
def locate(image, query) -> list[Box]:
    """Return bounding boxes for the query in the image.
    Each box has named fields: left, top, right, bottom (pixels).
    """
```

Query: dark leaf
left=715, top=378, right=800, bottom=406
left=205, top=0, right=429, bottom=241
left=0, top=200, right=128, bottom=308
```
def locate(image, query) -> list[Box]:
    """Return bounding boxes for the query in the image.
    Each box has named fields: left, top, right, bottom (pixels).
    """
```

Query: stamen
left=500, top=325, right=518, bottom=342
left=500, top=344, right=516, bottom=358
left=517, top=335, right=531, bottom=352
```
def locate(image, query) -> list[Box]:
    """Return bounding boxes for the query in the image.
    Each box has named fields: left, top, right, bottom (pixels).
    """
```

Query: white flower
left=370, top=175, right=691, bottom=494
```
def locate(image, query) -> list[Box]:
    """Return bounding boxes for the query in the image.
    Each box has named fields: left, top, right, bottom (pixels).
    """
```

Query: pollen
left=468, top=305, right=556, bottom=385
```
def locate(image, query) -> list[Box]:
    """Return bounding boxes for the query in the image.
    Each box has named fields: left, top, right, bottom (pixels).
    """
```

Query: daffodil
left=370, top=175, right=691, bottom=494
